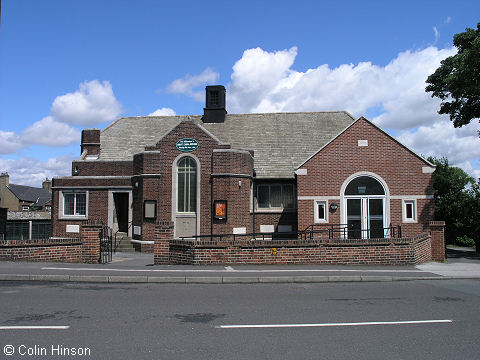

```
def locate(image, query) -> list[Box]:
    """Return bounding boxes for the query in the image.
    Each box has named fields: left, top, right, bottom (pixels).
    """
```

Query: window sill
left=176, top=213, right=196, bottom=218
left=58, top=215, right=87, bottom=220
left=251, top=209, right=297, bottom=214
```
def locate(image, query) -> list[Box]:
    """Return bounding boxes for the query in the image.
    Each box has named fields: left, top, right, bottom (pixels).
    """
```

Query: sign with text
left=176, top=138, right=199, bottom=152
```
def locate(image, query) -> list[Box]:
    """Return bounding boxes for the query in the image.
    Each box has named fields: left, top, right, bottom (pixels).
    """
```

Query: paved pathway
left=0, top=247, right=479, bottom=284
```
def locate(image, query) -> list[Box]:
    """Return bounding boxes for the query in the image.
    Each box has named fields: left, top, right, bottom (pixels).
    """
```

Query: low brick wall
left=161, top=233, right=431, bottom=266
left=0, top=221, right=109, bottom=263
left=0, top=238, right=83, bottom=262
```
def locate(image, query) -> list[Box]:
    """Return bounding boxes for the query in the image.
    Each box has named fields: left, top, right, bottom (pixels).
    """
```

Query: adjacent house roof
left=98, top=111, right=355, bottom=179
left=7, top=184, right=52, bottom=207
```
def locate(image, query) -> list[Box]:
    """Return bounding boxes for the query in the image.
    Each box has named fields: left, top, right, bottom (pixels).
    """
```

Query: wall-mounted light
left=135, top=182, right=139, bottom=188
left=238, top=180, right=242, bottom=188
left=73, top=166, right=79, bottom=176
left=330, top=202, right=338, bottom=211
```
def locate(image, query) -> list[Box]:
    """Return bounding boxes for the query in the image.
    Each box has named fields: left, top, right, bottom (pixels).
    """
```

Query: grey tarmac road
left=1, top=279, right=479, bottom=360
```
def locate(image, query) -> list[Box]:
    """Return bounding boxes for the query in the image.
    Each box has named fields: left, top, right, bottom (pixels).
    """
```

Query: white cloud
left=445, top=16, right=452, bottom=24
left=21, top=116, right=80, bottom=147
left=433, top=26, right=440, bottom=43
left=167, top=68, right=219, bottom=101
left=148, top=108, right=176, bottom=116
left=396, top=120, right=480, bottom=175
left=0, top=130, right=22, bottom=154
left=227, top=46, right=456, bottom=128
left=221, top=46, right=479, bottom=175
left=0, top=155, right=74, bottom=187
left=229, top=47, right=298, bottom=113
left=51, top=80, right=123, bottom=125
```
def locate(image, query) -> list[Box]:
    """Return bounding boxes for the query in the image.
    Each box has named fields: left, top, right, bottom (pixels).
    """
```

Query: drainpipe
left=252, top=168, right=256, bottom=235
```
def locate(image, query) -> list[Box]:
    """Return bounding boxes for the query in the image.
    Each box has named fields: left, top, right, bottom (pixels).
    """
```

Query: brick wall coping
left=169, top=233, right=429, bottom=249
left=0, top=238, right=82, bottom=248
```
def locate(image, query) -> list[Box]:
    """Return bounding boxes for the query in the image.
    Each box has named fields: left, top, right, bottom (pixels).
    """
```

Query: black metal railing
left=300, top=224, right=402, bottom=241
left=179, top=224, right=403, bottom=243
left=99, top=225, right=113, bottom=263
left=114, top=221, right=133, bottom=253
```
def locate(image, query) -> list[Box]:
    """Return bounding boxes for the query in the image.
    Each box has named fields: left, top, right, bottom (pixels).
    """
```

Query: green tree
left=428, top=157, right=479, bottom=245
left=425, top=22, right=480, bottom=128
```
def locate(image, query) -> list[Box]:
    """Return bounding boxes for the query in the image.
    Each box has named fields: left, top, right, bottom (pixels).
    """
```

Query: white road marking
left=41, top=267, right=425, bottom=273
left=224, top=266, right=235, bottom=272
left=0, top=326, right=70, bottom=330
left=216, top=319, right=453, bottom=329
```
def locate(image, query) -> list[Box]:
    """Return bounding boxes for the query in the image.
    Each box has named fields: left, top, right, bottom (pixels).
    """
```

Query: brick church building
left=52, top=86, right=438, bottom=260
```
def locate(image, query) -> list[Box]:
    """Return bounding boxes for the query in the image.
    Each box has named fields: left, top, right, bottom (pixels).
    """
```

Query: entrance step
left=114, top=233, right=135, bottom=252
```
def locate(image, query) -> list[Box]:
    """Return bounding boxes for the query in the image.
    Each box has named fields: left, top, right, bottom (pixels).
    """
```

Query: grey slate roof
left=7, top=184, right=52, bottom=207
left=98, top=112, right=355, bottom=179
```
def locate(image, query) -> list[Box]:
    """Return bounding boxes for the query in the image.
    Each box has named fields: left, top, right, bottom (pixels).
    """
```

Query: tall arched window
left=177, top=157, right=197, bottom=213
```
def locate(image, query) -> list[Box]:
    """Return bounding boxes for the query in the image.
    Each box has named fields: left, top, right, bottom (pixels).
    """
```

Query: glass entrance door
left=347, top=199, right=362, bottom=239
left=346, top=197, right=385, bottom=239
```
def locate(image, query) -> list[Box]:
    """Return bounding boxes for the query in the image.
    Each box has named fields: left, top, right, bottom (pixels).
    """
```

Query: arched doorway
left=342, top=175, right=388, bottom=239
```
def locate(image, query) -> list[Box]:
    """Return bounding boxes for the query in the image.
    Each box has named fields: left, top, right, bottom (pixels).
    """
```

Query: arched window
left=177, top=157, right=197, bottom=213
left=345, top=176, right=385, bottom=196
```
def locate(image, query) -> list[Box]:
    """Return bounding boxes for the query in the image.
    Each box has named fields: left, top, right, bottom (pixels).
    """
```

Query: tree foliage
left=425, top=23, right=480, bottom=128
left=428, top=157, right=480, bottom=244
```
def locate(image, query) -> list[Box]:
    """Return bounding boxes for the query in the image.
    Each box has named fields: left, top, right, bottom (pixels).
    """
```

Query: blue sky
left=1, top=0, right=479, bottom=186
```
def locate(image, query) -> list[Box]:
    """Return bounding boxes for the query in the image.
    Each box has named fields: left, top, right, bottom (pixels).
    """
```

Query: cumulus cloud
left=223, top=46, right=478, bottom=176
left=227, top=46, right=456, bottom=128
left=396, top=120, right=480, bottom=173
left=51, top=80, right=123, bottom=125
left=0, top=130, right=22, bottom=154
left=148, top=108, right=176, bottom=116
left=167, top=68, right=219, bottom=101
left=0, top=155, right=74, bottom=187
left=21, top=116, right=80, bottom=147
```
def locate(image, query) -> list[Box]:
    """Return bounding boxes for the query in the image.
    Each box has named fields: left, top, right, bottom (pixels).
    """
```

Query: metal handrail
left=114, top=221, right=133, bottom=252
left=180, top=224, right=402, bottom=243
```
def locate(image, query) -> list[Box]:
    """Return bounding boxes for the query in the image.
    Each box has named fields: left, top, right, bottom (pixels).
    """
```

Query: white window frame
left=176, top=156, right=197, bottom=214
left=59, top=190, right=88, bottom=219
left=402, top=199, right=417, bottom=223
left=314, top=200, right=328, bottom=223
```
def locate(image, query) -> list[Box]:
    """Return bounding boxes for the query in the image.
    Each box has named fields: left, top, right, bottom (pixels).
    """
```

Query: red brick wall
left=52, top=189, right=110, bottom=237
left=72, top=161, right=133, bottom=176
left=0, top=241, right=83, bottom=262
left=81, top=129, right=100, bottom=156
left=430, top=221, right=445, bottom=261
left=164, top=234, right=431, bottom=265
left=132, top=120, right=255, bottom=241
left=297, top=118, right=435, bottom=235
left=252, top=211, right=298, bottom=233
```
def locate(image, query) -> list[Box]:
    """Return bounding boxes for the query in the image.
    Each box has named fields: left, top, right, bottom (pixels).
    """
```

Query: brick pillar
left=81, top=223, right=102, bottom=263
left=154, top=221, right=174, bottom=265
left=430, top=221, right=446, bottom=262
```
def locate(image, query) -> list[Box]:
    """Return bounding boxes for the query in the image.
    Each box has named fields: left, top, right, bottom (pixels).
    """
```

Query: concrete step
left=114, top=236, right=136, bottom=252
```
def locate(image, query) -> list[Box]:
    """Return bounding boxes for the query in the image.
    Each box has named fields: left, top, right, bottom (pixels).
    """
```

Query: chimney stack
left=81, top=129, right=101, bottom=157
left=42, top=178, right=52, bottom=192
left=202, top=85, right=227, bottom=123
left=0, top=173, right=9, bottom=187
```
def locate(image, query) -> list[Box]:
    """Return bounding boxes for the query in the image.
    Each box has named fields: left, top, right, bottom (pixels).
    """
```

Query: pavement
left=0, top=246, right=479, bottom=284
